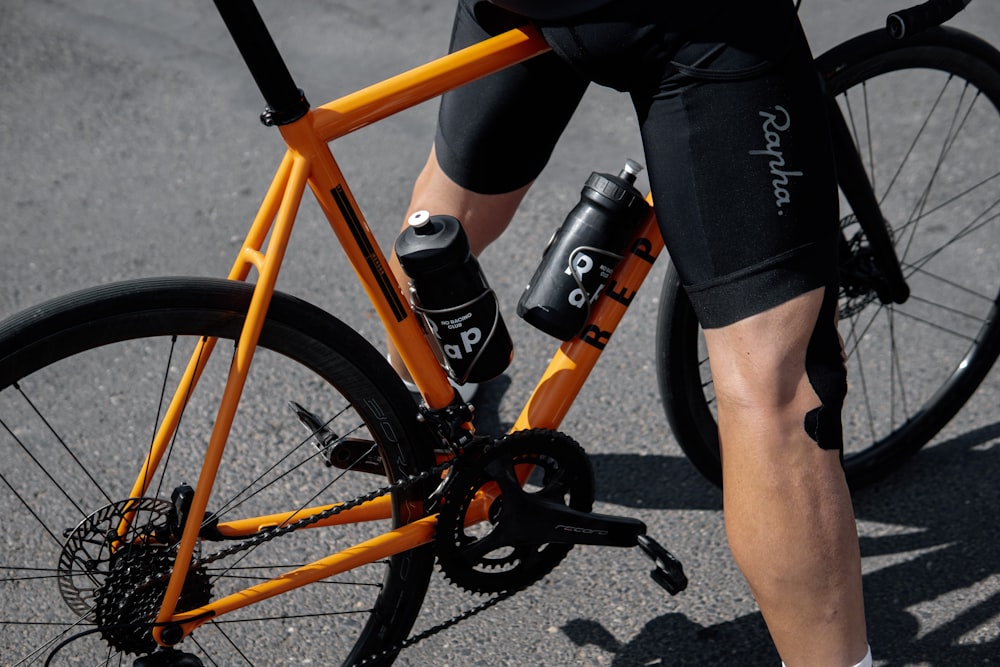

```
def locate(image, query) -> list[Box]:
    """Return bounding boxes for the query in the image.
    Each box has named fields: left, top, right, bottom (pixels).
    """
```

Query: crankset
left=435, top=429, right=687, bottom=596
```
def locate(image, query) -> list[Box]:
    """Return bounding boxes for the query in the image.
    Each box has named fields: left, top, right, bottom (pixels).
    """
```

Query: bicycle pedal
left=636, top=534, right=687, bottom=596
left=289, top=401, right=383, bottom=474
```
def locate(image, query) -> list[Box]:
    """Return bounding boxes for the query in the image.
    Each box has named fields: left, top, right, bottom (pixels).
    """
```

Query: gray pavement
left=1, top=1, right=999, bottom=665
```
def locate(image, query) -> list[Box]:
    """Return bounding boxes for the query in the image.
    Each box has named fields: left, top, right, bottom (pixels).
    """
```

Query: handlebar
left=887, top=0, right=972, bottom=39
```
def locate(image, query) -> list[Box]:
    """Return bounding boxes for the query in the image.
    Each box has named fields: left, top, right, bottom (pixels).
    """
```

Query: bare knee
left=705, top=286, right=846, bottom=453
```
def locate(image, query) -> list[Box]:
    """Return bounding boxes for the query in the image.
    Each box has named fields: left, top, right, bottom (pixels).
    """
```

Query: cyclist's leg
left=404, top=147, right=529, bottom=254
left=703, top=288, right=867, bottom=667
left=388, top=0, right=587, bottom=382
left=623, top=4, right=868, bottom=664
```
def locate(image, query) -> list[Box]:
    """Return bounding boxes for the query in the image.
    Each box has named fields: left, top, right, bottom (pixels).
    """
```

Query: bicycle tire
left=0, top=277, right=435, bottom=666
left=656, top=26, right=1000, bottom=489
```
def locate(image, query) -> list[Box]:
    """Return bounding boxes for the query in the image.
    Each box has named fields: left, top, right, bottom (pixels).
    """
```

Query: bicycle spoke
left=0, top=279, right=434, bottom=664
left=901, top=200, right=1000, bottom=278
left=843, top=308, right=880, bottom=443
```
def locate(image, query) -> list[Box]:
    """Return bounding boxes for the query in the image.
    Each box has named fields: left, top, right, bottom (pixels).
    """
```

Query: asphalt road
left=2, top=1, right=999, bottom=666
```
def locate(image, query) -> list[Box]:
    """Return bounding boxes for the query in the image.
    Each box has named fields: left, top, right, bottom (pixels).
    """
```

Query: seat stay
left=152, top=151, right=312, bottom=638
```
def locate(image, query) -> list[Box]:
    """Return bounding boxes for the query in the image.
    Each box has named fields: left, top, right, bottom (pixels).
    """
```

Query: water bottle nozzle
left=619, top=159, right=644, bottom=184
left=408, top=210, right=433, bottom=234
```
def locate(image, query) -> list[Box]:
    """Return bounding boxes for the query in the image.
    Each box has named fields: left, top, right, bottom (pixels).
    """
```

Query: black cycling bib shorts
left=435, top=0, right=840, bottom=330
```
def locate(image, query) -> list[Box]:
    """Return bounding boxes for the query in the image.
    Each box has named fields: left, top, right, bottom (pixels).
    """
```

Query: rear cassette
left=58, top=498, right=212, bottom=655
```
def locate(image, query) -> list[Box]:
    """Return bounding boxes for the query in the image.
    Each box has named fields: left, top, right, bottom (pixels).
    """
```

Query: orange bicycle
left=2, top=0, right=998, bottom=664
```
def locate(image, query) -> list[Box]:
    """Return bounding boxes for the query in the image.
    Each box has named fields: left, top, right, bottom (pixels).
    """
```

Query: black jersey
left=488, top=0, right=610, bottom=20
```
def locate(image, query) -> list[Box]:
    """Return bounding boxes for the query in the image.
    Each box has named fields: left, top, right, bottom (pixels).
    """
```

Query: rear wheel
left=0, top=277, right=434, bottom=665
left=657, top=27, right=1000, bottom=488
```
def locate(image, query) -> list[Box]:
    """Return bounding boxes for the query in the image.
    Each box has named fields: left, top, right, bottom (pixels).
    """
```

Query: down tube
left=514, top=203, right=663, bottom=431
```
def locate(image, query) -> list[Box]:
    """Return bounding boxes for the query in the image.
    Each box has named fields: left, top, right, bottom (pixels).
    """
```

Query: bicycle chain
left=349, top=588, right=517, bottom=667
left=125, top=455, right=454, bottom=624
left=130, top=439, right=517, bottom=663
left=190, top=457, right=455, bottom=570
left=198, top=440, right=527, bottom=665
left=192, top=401, right=477, bottom=571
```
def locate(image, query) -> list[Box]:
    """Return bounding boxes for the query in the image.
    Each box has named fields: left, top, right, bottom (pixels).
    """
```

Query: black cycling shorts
left=435, top=0, right=840, bottom=328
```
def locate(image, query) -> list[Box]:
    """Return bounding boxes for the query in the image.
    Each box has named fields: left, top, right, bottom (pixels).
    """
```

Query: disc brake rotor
left=58, top=498, right=212, bottom=655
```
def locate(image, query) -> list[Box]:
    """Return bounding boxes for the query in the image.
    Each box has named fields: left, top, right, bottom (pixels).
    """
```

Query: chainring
left=435, top=429, right=595, bottom=594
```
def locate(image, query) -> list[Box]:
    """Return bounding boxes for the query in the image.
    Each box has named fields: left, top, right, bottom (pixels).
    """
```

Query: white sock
left=781, top=645, right=872, bottom=667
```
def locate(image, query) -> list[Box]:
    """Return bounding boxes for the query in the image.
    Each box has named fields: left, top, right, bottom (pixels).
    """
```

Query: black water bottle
left=517, top=160, right=650, bottom=340
left=395, top=211, right=513, bottom=384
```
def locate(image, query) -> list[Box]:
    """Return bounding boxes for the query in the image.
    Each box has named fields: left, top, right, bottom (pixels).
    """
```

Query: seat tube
left=515, top=204, right=663, bottom=431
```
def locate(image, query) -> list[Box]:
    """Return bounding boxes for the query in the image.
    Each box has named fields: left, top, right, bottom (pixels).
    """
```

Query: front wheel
left=0, top=277, right=434, bottom=665
left=657, top=27, right=1000, bottom=489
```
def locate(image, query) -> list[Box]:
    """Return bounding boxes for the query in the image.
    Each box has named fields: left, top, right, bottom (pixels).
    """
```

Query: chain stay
left=131, top=457, right=454, bottom=614
left=145, top=429, right=576, bottom=662
left=187, top=438, right=515, bottom=664
left=192, top=459, right=454, bottom=570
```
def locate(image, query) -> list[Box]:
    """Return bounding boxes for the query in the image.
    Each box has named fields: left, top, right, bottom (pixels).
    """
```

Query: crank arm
left=497, top=491, right=647, bottom=548
left=462, top=484, right=688, bottom=595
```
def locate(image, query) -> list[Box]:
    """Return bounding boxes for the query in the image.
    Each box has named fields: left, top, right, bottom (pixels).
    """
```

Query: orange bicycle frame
left=137, top=21, right=663, bottom=644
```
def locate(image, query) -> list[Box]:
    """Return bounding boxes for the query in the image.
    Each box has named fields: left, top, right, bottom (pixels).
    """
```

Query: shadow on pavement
left=556, top=422, right=1000, bottom=666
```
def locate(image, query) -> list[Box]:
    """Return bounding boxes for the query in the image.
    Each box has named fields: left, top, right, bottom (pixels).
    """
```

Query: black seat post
left=213, top=0, right=310, bottom=126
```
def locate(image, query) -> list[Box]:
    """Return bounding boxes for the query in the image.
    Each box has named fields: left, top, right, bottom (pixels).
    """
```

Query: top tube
left=213, top=0, right=551, bottom=136
left=311, top=26, right=551, bottom=141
